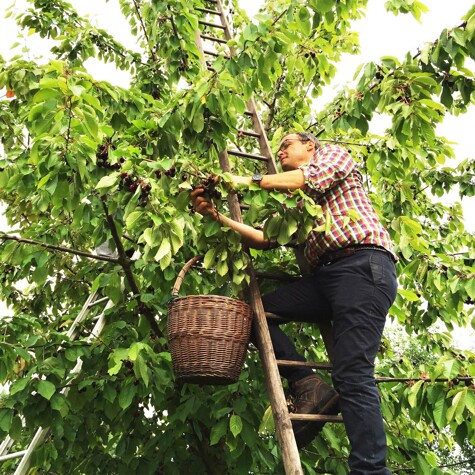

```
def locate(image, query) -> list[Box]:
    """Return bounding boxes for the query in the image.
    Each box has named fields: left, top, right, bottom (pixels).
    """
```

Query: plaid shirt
left=299, top=144, right=397, bottom=265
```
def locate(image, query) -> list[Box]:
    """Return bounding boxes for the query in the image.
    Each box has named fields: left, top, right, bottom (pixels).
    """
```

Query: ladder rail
left=196, top=3, right=303, bottom=473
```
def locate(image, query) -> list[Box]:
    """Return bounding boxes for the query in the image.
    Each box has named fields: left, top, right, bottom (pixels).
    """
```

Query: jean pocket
left=369, top=252, right=384, bottom=284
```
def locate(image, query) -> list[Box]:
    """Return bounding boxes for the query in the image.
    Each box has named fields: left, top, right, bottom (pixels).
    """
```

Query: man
left=191, top=132, right=398, bottom=474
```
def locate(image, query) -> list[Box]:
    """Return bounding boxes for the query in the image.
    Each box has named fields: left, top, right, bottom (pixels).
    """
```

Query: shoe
left=290, top=374, right=340, bottom=448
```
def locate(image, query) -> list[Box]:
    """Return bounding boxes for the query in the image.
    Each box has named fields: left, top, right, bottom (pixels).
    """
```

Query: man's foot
left=290, top=374, right=340, bottom=448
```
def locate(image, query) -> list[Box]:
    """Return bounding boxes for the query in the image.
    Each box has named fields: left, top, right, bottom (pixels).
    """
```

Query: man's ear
left=306, top=141, right=316, bottom=152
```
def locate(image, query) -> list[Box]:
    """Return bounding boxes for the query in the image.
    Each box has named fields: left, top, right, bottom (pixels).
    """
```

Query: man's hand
left=190, top=187, right=217, bottom=217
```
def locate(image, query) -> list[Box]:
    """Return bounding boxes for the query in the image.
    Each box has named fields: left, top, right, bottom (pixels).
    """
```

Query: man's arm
left=232, top=169, right=305, bottom=191
left=190, top=187, right=270, bottom=250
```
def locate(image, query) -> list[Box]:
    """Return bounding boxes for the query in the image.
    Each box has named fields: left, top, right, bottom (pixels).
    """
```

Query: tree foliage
left=0, top=0, right=474, bottom=473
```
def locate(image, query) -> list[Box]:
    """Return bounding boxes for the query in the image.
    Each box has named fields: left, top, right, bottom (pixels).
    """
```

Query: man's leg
left=318, top=250, right=397, bottom=474
left=259, top=277, right=339, bottom=447
left=260, top=275, right=330, bottom=383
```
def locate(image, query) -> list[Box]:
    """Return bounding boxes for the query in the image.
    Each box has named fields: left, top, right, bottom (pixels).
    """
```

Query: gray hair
left=295, top=131, right=320, bottom=148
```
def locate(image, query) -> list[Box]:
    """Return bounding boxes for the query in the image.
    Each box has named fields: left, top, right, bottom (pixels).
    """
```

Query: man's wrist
left=251, top=173, right=264, bottom=186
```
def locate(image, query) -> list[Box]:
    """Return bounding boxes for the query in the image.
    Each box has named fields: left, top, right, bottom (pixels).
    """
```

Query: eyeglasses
left=277, top=138, right=308, bottom=154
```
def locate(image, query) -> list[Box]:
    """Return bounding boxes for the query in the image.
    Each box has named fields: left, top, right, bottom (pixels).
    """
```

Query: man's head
left=277, top=132, right=319, bottom=171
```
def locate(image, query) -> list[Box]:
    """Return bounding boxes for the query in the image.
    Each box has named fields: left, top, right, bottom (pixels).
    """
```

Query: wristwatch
left=251, top=173, right=264, bottom=185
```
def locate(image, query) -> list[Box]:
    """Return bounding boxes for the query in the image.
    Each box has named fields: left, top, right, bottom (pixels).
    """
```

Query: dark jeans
left=261, top=250, right=398, bottom=475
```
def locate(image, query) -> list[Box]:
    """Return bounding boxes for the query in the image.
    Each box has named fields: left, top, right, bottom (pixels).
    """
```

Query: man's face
left=276, top=134, right=315, bottom=171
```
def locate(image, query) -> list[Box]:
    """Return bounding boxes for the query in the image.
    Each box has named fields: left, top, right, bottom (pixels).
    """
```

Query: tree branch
left=131, top=0, right=158, bottom=62
left=0, top=233, right=119, bottom=264
left=376, top=376, right=473, bottom=384
left=100, top=198, right=162, bottom=337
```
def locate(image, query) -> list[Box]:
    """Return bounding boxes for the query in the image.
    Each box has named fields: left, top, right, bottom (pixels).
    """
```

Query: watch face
left=252, top=173, right=263, bottom=183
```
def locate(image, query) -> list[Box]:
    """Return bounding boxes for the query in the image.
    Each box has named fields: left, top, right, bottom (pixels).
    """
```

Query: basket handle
left=171, top=255, right=203, bottom=297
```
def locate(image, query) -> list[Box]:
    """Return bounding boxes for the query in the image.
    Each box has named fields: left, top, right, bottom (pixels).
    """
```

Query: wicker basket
left=167, top=256, right=253, bottom=385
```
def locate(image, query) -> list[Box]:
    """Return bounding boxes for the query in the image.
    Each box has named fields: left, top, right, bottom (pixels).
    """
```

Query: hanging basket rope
left=167, top=255, right=254, bottom=385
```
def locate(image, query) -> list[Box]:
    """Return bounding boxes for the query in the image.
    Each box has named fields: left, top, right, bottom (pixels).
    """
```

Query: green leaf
left=192, top=112, right=204, bottom=133
left=465, top=278, right=475, bottom=300
left=134, top=354, right=149, bottom=387
left=155, top=238, right=171, bottom=262
left=96, top=174, right=119, bottom=190
left=204, top=247, right=218, bottom=268
left=408, top=379, right=424, bottom=408
left=118, top=383, right=137, bottom=410
left=446, top=389, right=466, bottom=424
left=229, top=414, right=243, bottom=437
left=37, top=380, right=56, bottom=400
left=258, top=405, right=275, bottom=434
left=33, top=88, right=61, bottom=102
left=398, top=288, right=420, bottom=302
left=0, top=409, right=13, bottom=432
left=432, top=396, right=447, bottom=430
left=210, top=419, right=228, bottom=446
left=314, top=0, right=334, bottom=13
left=125, top=211, right=143, bottom=229
left=83, top=111, right=99, bottom=139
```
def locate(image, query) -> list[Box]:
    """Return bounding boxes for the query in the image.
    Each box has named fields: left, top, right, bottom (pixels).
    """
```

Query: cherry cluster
left=119, top=173, right=152, bottom=207
left=154, top=165, right=176, bottom=179
left=188, top=174, right=222, bottom=215
left=96, top=143, right=122, bottom=170
left=193, top=176, right=222, bottom=200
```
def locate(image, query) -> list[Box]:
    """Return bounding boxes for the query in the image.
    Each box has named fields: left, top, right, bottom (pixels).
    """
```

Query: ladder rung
left=277, top=359, right=333, bottom=371
left=244, top=110, right=254, bottom=117
left=238, top=129, right=260, bottom=138
left=289, top=414, right=343, bottom=423
left=227, top=149, right=268, bottom=161
left=196, top=7, right=221, bottom=15
left=0, top=450, right=28, bottom=462
left=87, top=296, right=109, bottom=308
left=200, top=34, right=227, bottom=44
left=199, top=20, right=226, bottom=30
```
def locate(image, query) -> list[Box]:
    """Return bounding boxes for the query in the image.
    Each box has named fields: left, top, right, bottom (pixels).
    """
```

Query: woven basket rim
left=170, top=294, right=251, bottom=303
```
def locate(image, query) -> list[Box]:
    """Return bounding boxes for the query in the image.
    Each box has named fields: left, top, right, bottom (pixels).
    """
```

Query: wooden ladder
left=195, top=2, right=343, bottom=473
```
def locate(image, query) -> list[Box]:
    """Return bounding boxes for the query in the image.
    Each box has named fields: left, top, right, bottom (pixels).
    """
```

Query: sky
left=0, top=0, right=474, bottom=348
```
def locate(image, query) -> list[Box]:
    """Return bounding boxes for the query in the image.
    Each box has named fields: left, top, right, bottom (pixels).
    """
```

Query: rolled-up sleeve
left=299, top=145, right=356, bottom=194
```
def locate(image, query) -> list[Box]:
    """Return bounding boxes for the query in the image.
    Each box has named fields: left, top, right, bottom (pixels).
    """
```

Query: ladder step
left=227, top=149, right=268, bottom=161
left=289, top=414, right=344, bottom=423
left=87, top=296, right=109, bottom=308
left=238, top=129, right=261, bottom=138
left=200, top=34, right=227, bottom=44
left=0, top=449, right=28, bottom=462
left=196, top=7, right=221, bottom=15
left=277, top=359, right=333, bottom=371
left=199, top=20, right=226, bottom=30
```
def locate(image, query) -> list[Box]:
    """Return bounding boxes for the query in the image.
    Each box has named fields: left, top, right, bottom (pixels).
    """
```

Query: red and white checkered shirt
left=299, top=144, right=397, bottom=265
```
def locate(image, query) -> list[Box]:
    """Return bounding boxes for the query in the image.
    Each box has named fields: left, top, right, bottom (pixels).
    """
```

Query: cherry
left=154, top=170, right=162, bottom=179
